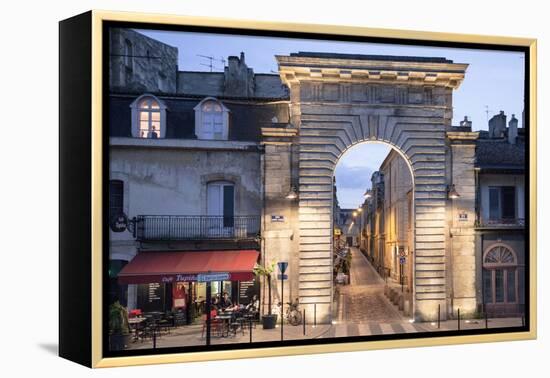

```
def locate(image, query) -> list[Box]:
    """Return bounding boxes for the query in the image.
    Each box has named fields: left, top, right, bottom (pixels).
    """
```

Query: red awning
left=117, top=250, right=259, bottom=285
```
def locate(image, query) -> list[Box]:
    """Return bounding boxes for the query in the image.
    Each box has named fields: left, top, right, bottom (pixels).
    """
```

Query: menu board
left=238, top=279, right=260, bottom=305
left=137, top=283, right=165, bottom=312
left=173, top=308, right=186, bottom=326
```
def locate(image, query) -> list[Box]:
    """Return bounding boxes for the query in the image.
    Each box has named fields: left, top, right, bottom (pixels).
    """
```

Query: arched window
left=130, top=94, right=167, bottom=139
left=194, top=97, right=230, bottom=140
left=482, top=244, right=518, bottom=308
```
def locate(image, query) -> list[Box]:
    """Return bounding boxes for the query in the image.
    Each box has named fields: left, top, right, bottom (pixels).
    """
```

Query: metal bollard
left=303, top=309, right=306, bottom=336
left=485, top=310, right=488, bottom=329
left=522, top=315, right=525, bottom=327
left=457, top=309, right=461, bottom=331
left=314, top=304, right=317, bottom=327
left=437, top=304, right=441, bottom=329
left=153, top=326, right=157, bottom=349
left=249, top=319, right=252, bottom=343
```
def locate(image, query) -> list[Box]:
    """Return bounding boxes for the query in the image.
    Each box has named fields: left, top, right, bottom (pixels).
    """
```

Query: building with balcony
left=475, top=112, right=526, bottom=317
left=107, top=28, right=290, bottom=320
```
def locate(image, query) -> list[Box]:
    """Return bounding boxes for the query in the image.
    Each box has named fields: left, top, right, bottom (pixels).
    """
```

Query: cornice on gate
left=276, top=54, right=468, bottom=89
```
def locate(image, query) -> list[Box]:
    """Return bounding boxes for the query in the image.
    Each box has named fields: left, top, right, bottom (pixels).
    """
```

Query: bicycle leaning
left=278, top=298, right=302, bottom=326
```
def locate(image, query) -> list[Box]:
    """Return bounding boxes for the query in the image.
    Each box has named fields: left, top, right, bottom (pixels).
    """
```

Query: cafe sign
left=197, top=272, right=231, bottom=282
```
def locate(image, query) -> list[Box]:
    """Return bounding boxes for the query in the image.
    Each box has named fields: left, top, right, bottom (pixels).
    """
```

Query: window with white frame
left=130, top=94, right=167, bottom=139
left=207, top=181, right=235, bottom=228
left=194, top=97, right=230, bottom=140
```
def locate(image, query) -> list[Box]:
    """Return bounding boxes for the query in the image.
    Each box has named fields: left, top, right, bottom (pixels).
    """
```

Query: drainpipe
left=260, top=145, right=266, bottom=316
left=449, top=143, right=455, bottom=317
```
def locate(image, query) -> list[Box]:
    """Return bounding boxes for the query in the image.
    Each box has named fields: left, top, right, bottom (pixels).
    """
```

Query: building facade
left=108, top=28, right=289, bottom=321
left=475, top=112, right=526, bottom=317
left=360, top=112, right=525, bottom=318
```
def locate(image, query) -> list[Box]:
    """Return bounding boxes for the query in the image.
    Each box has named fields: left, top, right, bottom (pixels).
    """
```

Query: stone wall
left=379, top=150, right=413, bottom=285
left=109, top=141, right=262, bottom=258
left=109, top=28, right=178, bottom=93
left=177, top=72, right=289, bottom=99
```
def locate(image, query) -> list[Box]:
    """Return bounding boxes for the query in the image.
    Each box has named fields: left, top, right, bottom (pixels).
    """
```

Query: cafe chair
left=201, top=315, right=222, bottom=338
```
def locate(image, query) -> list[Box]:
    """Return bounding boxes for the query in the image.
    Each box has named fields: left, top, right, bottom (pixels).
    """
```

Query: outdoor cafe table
left=128, top=317, right=146, bottom=342
left=215, top=312, right=233, bottom=337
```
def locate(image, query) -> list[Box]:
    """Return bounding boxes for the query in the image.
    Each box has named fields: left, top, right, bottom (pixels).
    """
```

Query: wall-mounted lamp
left=447, top=184, right=460, bottom=199
left=357, top=208, right=363, bottom=213
left=286, top=186, right=298, bottom=200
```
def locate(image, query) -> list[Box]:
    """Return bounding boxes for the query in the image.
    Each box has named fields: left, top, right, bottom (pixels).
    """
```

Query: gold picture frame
left=59, top=9, right=537, bottom=368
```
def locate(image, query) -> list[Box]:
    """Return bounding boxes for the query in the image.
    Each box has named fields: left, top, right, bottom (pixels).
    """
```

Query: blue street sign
left=399, top=257, right=406, bottom=265
left=197, top=272, right=230, bottom=282
left=277, top=261, right=288, bottom=274
left=277, top=274, right=288, bottom=280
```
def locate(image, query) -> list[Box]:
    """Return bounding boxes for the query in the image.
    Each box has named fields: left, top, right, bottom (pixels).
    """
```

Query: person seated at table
left=219, top=292, right=233, bottom=310
left=211, top=296, right=220, bottom=310
left=246, top=295, right=260, bottom=313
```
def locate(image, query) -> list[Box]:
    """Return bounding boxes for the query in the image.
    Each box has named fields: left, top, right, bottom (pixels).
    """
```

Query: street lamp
left=447, top=184, right=460, bottom=199
left=286, top=186, right=298, bottom=200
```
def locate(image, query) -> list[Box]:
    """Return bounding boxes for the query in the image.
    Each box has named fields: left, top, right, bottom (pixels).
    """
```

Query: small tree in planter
left=253, top=261, right=278, bottom=329
left=109, top=300, right=130, bottom=351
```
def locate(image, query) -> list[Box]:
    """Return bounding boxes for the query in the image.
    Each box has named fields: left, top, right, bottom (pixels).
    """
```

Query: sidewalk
left=127, top=321, right=331, bottom=350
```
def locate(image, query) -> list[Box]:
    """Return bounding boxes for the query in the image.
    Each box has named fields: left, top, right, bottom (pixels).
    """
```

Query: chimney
left=224, top=53, right=254, bottom=97
left=488, top=110, right=507, bottom=138
left=508, top=114, right=518, bottom=144
left=459, top=115, right=472, bottom=129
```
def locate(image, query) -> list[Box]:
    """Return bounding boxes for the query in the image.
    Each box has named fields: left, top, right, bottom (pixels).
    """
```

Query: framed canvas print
left=59, top=10, right=537, bottom=368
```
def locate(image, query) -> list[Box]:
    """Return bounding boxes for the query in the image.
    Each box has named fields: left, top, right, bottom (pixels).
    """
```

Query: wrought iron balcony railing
left=476, top=218, right=525, bottom=228
left=135, top=215, right=260, bottom=241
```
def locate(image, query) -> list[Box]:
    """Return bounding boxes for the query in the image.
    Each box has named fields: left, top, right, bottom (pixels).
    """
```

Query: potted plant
left=253, top=261, right=278, bottom=329
left=109, top=300, right=130, bottom=351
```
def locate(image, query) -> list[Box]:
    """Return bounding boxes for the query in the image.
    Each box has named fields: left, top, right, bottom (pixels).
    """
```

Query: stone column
left=447, top=131, right=479, bottom=316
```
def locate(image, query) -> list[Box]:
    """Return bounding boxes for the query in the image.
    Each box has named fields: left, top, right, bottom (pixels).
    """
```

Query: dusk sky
left=138, top=28, right=525, bottom=209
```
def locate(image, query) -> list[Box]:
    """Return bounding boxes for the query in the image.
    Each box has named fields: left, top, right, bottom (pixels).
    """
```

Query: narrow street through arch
left=323, top=247, right=428, bottom=338
left=336, top=247, right=403, bottom=324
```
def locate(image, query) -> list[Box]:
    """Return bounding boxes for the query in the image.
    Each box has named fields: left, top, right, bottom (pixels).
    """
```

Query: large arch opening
left=332, top=141, right=415, bottom=325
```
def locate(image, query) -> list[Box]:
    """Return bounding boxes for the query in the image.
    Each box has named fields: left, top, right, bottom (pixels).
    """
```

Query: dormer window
left=130, top=94, right=167, bottom=139
left=194, top=97, right=230, bottom=140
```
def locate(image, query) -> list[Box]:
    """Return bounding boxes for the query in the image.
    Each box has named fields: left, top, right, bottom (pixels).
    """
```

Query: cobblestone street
left=320, top=246, right=428, bottom=338
left=335, top=247, right=405, bottom=324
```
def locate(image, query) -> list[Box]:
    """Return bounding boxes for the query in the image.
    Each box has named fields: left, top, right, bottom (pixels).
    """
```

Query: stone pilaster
left=447, top=131, right=479, bottom=316
left=260, top=127, right=299, bottom=316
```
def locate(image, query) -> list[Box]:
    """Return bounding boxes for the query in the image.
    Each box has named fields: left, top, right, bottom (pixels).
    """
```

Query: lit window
left=194, top=97, right=230, bottom=140
left=138, top=98, right=161, bottom=138
left=130, top=94, right=167, bottom=139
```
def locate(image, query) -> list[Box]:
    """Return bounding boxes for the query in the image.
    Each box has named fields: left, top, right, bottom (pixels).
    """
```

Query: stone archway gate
left=274, top=52, right=469, bottom=322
